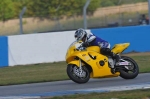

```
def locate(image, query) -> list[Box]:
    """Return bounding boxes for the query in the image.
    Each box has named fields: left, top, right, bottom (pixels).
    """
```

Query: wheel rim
left=123, top=59, right=137, bottom=74
left=70, top=65, right=89, bottom=79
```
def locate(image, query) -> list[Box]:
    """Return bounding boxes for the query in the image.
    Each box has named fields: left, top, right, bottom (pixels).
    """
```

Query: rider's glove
left=81, top=42, right=89, bottom=47
left=76, top=46, right=81, bottom=50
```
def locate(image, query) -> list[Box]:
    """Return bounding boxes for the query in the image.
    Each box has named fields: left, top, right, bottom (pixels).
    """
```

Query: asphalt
left=0, top=73, right=150, bottom=97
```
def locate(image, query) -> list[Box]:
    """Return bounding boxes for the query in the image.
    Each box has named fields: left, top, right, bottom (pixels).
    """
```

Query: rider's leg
left=98, top=42, right=120, bottom=62
left=100, top=48, right=120, bottom=62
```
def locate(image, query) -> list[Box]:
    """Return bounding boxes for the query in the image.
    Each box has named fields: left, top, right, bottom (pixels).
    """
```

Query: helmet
left=74, top=28, right=87, bottom=41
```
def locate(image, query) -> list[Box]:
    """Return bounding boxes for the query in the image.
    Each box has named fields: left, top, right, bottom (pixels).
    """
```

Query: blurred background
left=0, top=0, right=149, bottom=36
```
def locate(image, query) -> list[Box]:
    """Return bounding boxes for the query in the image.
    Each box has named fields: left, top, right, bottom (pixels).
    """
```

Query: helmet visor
left=74, top=35, right=77, bottom=40
left=74, top=32, right=82, bottom=41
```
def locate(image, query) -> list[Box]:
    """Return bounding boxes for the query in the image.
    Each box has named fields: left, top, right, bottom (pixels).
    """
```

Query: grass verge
left=0, top=53, right=150, bottom=86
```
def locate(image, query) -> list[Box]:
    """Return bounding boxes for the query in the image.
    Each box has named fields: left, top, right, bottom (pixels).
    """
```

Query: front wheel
left=119, top=56, right=139, bottom=79
left=67, top=64, right=90, bottom=84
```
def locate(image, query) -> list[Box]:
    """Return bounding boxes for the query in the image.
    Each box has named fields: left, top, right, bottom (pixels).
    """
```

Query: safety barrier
left=0, top=36, right=8, bottom=67
left=0, top=25, right=149, bottom=67
left=91, top=25, right=150, bottom=52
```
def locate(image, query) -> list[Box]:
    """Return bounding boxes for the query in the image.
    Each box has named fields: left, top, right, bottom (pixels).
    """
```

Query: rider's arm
left=82, top=33, right=96, bottom=47
left=86, top=35, right=96, bottom=43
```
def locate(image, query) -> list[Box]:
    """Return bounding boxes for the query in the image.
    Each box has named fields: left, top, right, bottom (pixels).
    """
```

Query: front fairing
left=65, top=41, right=101, bottom=63
left=65, top=41, right=82, bottom=63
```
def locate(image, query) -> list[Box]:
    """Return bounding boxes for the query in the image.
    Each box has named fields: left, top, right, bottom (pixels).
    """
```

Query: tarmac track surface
left=0, top=73, right=150, bottom=97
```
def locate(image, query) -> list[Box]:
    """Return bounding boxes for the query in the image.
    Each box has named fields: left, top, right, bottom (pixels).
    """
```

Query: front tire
left=67, top=64, right=90, bottom=84
left=119, top=56, right=139, bottom=79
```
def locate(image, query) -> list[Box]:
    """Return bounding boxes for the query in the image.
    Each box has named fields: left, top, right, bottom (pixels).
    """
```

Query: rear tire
left=119, top=56, right=139, bottom=79
left=67, top=64, right=90, bottom=84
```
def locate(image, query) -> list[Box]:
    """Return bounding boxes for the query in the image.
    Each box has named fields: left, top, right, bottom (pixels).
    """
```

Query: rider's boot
left=100, top=48, right=121, bottom=74
left=111, top=52, right=121, bottom=65
left=100, top=48, right=121, bottom=66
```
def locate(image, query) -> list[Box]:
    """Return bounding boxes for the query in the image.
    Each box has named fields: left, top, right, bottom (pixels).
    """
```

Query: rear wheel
left=67, top=64, right=90, bottom=84
left=119, top=56, right=139, bottom=79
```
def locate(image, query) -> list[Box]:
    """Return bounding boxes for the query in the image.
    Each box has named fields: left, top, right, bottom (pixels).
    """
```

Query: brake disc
left=73, top=66, right=86, bottom=77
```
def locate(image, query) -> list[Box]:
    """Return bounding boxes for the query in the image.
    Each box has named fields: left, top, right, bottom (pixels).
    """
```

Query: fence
left=89, top=2, right=148, bottom=28
left=0, top=2, right=148, bottom=36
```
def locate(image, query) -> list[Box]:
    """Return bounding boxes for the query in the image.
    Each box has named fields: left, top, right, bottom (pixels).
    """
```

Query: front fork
left=79, top=59, right=83, bottom=75
left=73, top=59, right=86, bottom=77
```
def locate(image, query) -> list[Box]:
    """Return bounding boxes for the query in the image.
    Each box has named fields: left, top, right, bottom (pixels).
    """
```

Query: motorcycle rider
left=74, top=28, right=120, bottom=66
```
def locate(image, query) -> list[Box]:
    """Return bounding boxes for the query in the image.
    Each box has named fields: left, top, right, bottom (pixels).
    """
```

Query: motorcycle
left=65, top=41, right=139, bottom=84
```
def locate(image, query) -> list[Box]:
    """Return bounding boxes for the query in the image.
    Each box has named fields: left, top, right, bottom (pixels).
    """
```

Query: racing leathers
left=81, top=32, right=120, bottom=64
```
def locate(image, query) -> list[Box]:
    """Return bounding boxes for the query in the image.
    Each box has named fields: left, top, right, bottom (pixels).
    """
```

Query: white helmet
left=74, top=28, right=87, bottom=41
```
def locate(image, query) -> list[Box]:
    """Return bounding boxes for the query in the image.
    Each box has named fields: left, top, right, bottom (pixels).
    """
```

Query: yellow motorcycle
left=65, top=41, right=139, bottom=84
